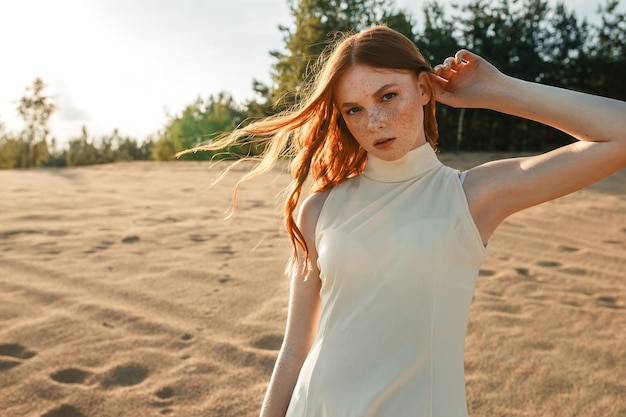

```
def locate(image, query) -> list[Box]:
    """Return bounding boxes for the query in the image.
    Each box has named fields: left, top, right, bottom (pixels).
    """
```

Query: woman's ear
left=416, top=71, right=433, bottom=105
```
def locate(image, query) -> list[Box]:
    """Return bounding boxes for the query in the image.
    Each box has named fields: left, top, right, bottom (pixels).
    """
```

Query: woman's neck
left=362, top=143, right=441, bottom=183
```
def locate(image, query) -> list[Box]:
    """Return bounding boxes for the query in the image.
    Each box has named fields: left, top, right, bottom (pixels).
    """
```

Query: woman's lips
left=374, top=138, right=395, bottom=149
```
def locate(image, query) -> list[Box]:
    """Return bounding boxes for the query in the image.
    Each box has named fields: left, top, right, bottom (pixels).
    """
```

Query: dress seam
left=428, top=245, right=447, bottom=417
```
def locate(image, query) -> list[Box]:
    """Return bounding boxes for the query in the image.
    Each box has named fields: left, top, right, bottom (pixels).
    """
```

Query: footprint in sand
left=156, top=386, right=175, bottom=399
left=596, top=296, right=623, bottom=310
left=536, top=260, right=561, bottom=268
left=152, top=386, right=175, bottom=409
left=0, top=343, right=36, bottom=372
left=0, top=360, right=21, bottom=372
left=121, top=235, right=140, bottom=244
left=515, top=267, right=530, bottom=277
left=252, top=334, right=284, bottom=351
left=215, top=245, right=235, bottom=256
left=0, top=343, right=36, bottom=359
left=50, top=368, right=92, bottom=384
left=478, top=269, right=495, bottom=277
left=559, top=245, right=579, bottom=252
left=250, top=200, right=266, bottom=208
left=485, top=303, right=522, bottom=315
left=523, top=340, right=555, bottom=352
left=561, top=266, right=587, bottom=276
left=189, top=233, right=217, bottom=243
left=0, top=229, right=41, bottom=239
left=40, top=404, right=86, bottom=417
left=100, top=363, right=149, bottom=388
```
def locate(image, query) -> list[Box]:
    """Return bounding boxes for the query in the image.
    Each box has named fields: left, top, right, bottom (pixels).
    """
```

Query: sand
left=0, top=153, right=624, bottom=417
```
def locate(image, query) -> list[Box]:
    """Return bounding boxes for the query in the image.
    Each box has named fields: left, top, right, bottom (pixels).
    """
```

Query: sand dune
left=0, top=153, right=624, bottom=417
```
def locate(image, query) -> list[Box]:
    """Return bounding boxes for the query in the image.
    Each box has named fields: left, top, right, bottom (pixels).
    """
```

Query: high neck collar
left=362, top=143, right=441, bottom=183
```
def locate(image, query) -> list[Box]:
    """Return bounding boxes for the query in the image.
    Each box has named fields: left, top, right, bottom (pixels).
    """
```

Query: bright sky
left=0, top=0, right=610, bottom=146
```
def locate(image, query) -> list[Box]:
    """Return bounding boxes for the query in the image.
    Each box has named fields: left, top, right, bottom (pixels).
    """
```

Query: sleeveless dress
left=285, top=143, right=488, bottom=417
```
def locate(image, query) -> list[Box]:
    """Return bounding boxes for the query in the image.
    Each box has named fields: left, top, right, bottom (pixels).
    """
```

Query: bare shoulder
left=461, top=141, right=626, bottom=244
left=293, top=190, right=331, bottom=279
left=297, top=190, right=331, bottom=231
left=460, top=156, right=528, bottom=244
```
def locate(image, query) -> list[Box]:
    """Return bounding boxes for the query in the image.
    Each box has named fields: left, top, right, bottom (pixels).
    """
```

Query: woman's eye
left=382, top=92, right=396, bottom=101
left=346, top=107, right=360, bottom=115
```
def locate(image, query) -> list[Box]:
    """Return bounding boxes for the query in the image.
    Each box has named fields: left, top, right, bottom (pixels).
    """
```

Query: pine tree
left=16, top=78, right=56, bottom=168
left=257, top=0, right=415, bottom=112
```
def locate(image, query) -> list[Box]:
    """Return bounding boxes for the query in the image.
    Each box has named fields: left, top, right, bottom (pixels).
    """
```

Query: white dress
left=285, top=143, right=488, bottom=417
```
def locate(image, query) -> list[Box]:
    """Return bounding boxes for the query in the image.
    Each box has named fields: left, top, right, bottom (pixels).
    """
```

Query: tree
left=153, top=92, right=247, bottom=161
left=46, top=137, right=68, bottom=167
left=17, top=77, right=56, bottom=168
left=432, top=0, right=593, bottom=152
left=541, top=3, right=590, bottom=89
left=0, top=120, right=21, bottom=169
left=93, top=129, right=149, bottom=163
left=66, top=126, right=98, bottom=166
left=258, top=0, right=416, bottom=112
left=586, top=0, right=626, bottom=99
left=419, top=1, right=460, bottom=65
left=417, top=1, right=462, bottom=151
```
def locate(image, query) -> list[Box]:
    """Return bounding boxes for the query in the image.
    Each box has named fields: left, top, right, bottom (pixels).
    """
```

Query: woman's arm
left=259, top=191, right=327, bottom=417
left=431, top=50, right=626, bottom=243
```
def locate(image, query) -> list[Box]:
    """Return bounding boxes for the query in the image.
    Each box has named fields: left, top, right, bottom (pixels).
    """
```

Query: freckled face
left=335, top=65, right=431, bottom=161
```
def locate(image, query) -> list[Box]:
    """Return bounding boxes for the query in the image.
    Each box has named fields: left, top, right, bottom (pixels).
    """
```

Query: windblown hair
left=180, top=25, right=438, bottom=273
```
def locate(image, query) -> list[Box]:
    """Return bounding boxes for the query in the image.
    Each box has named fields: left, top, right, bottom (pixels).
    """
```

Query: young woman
left=188, top=25, right=626, bottom=417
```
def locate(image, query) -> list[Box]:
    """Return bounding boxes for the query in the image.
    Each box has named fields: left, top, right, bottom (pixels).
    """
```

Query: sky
left=0, top=0, right=613, bottom=147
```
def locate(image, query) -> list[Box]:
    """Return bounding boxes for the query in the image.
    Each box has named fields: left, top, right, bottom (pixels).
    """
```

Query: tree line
left=1, top=0, right=624, bottom=168
left=0, top=78, right=155, bottom=169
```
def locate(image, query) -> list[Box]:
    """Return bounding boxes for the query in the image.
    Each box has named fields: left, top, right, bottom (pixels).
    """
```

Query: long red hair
left=180, top=25, right=438, bottom=272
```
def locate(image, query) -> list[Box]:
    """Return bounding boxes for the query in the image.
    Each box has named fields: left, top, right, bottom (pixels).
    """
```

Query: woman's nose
left=367, top=108, right=385, bottom=131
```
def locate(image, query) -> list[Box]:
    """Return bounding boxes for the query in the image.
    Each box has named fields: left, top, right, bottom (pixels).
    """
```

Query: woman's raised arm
left=431, top=50, right=626, bottom=243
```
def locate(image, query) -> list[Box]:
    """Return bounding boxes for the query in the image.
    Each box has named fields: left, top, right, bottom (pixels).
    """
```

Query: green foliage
left=423, top=0, right=626, bottom=152
left=94, top=129, right=153, bottom=163
left=0, top=78, right=55, bottom=169
left=153, top=92, right=248, bottom=161
left=0, top=78, right=151, bottom=169
left=250, top=0, right=624, bottom=153
left=46, top=137, right=68, bottom=167
left=152, top=127, right=183, bottom=161
left=65, top=126, right=152, bottom=167
left=418, top=1, right=461, bottom=65
left=66, top=126, right=98, bottom=167
left=257, top=0, right=416, bottom=111
left=2, top=0, right=625, bottom=167
left=18, top=78, right=54, bottom=168
left=586, top=0, right=626, bottom=99
left=0, top=137, right=25, bottom=169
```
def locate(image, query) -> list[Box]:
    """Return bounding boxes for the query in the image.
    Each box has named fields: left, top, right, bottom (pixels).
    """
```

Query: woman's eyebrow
left=340, top=83, right=399, bottom=108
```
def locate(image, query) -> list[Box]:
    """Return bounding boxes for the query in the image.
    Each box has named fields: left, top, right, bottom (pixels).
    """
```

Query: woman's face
left=335, top=65, right=431, bottom=161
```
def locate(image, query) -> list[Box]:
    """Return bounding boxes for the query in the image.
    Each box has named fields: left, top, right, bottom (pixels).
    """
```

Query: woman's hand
left=430, top=49, right=507, bottom=109
left=435, top=50, right=626, bottom=246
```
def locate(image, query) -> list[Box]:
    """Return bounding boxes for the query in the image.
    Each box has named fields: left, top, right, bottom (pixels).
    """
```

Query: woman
left=187, top=25, right=626, bottom=417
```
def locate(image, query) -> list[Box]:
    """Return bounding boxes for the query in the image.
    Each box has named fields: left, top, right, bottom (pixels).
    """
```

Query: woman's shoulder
left=298, top=190, right=332, bottom=225
left=296, top=190, right=332, bottom=251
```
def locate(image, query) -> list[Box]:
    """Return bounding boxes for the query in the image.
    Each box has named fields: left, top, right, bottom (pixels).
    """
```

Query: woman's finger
left=434, top=60, right=455, bottom=79
left=443, top=57, right=457, bottom=71
left=455, top=49, right=478, bottom=64
left=427, top=72, right=447, bottom=101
